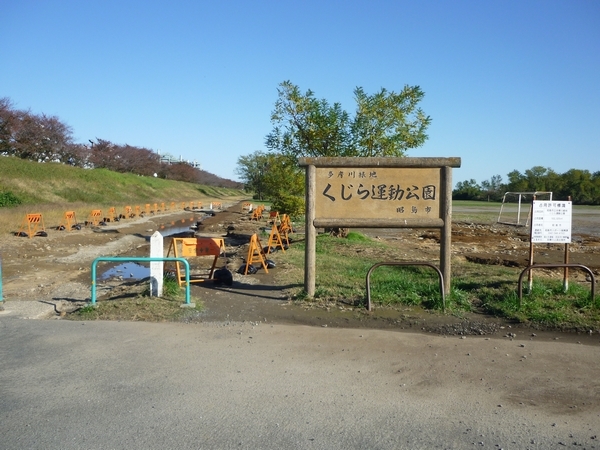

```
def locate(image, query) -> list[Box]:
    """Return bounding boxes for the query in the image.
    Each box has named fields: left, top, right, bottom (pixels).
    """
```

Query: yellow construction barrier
left=105, top=207, right=117, bottom=222
left=123, top=206, right=134, bottom=218
left=58, top=211, right=79, bottom=231
left=211, top=202, right=222, bottom=210
left=251, top=205, right=265, bottom=221
left=87, top=210, right=102, bottom=226
left=278, top=214, right=293, bottom=246
left=268, top=210, right=280, bottom=225
left=166, top=237, right=226, bottom=286
left=266, top=222, right=286, bottom=254
left=17, top=213, right=46, bottom=238
left=242, top=234, right=269, bottom=275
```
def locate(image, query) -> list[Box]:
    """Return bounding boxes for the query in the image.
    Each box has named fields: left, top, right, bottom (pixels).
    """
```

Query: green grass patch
left=279, top=232, right=600, bottom=329
left=0, top=190, right=22, bottom=207
left=69, top=277, right=203, bottom=322
left=476, top=277, right=600, bottom=329
left=282, top=233, right=464, bottom=310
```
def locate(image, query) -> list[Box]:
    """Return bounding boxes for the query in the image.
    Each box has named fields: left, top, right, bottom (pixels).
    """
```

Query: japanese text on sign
left=315, top=167, right=441, bottom=220
left=531, top=201, right=572, bottom=243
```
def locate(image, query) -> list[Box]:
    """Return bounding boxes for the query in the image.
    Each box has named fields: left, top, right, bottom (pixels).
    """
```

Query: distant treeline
left=453, top=166, right=600, bottom=205
left=0, top=97, right=242, bottom=188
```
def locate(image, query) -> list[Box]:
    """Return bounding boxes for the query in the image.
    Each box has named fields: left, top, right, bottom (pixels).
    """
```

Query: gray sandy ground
left=1, top=316, right=598, bottom=449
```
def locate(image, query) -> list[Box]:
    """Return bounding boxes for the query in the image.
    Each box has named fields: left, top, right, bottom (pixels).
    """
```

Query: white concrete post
left=150, top=231, right=164, bottom=297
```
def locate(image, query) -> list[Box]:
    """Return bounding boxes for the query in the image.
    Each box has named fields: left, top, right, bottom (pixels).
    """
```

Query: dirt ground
left=2, top=201, right=600, bottom=341
left=4, top=202, right=600, bottom=449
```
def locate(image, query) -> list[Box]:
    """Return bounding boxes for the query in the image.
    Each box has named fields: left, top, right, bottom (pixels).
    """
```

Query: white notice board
left=531, top=201, right=572, bottom=243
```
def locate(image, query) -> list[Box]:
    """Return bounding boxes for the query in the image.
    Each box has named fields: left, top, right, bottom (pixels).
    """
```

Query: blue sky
left=2, top=1, right=599, bottom=185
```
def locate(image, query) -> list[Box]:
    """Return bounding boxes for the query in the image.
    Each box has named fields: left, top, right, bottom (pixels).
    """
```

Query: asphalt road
left=1, top=316, right=599, bottom=450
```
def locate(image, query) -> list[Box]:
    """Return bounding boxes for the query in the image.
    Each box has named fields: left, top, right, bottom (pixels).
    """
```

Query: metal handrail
left=91, top=257, right=192, bottom=306
left=518, top=263, right=596, bottom=307
left=366, top=262, right=445, bottom=312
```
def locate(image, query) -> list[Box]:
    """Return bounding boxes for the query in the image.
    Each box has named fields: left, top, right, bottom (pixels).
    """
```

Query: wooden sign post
left=298, top=157, right=461, bottom=297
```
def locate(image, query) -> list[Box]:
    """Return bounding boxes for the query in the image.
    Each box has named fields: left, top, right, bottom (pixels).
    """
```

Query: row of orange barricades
left=168, top=218, right=295, bottom=281
left=163, top=204, right=296, bottom=284
left=238, top=207, right=295, bottom=275
left=15, top=200, right=221, bottom=238
left=238, top=216, right=294, bottom=275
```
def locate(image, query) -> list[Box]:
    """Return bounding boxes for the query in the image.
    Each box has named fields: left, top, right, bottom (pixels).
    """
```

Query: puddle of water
left=101, top=262, right=149, bottom=280
left=100, top=212, right=220, bottom=278
left=153, top=214, right=214, bottom=238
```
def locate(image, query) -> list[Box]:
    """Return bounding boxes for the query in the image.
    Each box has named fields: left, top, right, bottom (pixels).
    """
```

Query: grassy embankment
left=0, top=156, right=246, bottom=235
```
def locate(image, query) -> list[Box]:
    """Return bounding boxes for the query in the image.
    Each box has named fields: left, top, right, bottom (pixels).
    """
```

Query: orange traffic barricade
left=58, top=211, right=80, bottom=231
left=87, top=210, right=102, bottom=226
left=250, top=206, right=264, bottom=221
left=266, top=222, right=286, bottom=254
left=241, top=234, right=269, bottom=275
left=16, top=213, right=46, bottom=238
left=166, top=237, right=226, bottom=286
left=105, top=207, right=117, bottom=222
left=268, top=210, right=280, bottom=225
left=278, top=214, right=293, bottom=246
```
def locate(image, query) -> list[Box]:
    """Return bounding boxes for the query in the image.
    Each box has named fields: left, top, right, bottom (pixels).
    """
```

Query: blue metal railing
left=91, top=257, right=192, bottom=306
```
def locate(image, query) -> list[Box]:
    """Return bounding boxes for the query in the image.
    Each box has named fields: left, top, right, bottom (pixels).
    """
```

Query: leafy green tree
left=351, top=86, right=431, bottom=156
left=236, top=150, right=271, bottom=200
left=480, top=174, right=503, bottom=201
left=506, top=170, right=528, bottom=192
left=262, top=80, right=431, bottom=237
left=524, top=166, right=552, bottom=191
left=261, top=153, right=304, bottom=199
left=561, top=169, right=595, bottom=204
left=265, top=82, right=352, bottom=158
left=592, top=172, right=600, bottom=205
left=452, top=179, right=483, bottom=200
left=455, top=166, right=600, bottom=205
left=235, top=150, right=304, bottom=201
left=265, top=81, right=431, bottom=159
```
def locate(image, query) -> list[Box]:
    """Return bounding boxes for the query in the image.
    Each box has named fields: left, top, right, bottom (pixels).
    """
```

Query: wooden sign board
left=315, top=167, right=440, bottom=220
left=299, top=157, right=461, bottom=298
